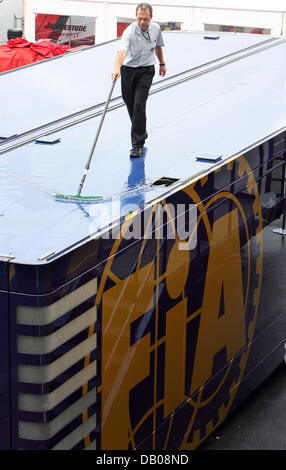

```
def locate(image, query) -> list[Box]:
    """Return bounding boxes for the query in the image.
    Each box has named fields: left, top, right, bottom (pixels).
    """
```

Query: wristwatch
left=159, top=63, right=165, bottom=66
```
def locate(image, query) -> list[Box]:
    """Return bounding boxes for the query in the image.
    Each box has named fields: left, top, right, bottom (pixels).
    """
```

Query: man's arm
left=155, top=46, right=166, bottom=77
left=112, top=50, right=126, bottom=81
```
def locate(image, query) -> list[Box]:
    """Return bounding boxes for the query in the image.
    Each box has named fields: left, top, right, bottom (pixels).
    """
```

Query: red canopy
left=0, top=38, right=69, bottom=73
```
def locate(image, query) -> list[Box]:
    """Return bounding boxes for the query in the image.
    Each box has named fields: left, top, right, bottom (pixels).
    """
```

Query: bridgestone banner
left=35, top=14, right=95, bottom=47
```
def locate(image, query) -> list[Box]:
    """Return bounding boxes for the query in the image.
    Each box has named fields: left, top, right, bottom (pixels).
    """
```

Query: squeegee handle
left=77, top=79, right=116, bottom=196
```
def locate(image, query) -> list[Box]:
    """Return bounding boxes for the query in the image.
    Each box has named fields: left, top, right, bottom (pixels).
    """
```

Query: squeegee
left=55, top=79, right=116, bottom=202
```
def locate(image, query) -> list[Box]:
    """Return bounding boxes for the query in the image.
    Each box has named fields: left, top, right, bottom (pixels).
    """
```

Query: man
left=112, top=3, right=166, bottom=157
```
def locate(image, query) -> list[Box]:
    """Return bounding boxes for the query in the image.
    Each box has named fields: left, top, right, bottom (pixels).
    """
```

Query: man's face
left=136, top=8, right=152, bottom=31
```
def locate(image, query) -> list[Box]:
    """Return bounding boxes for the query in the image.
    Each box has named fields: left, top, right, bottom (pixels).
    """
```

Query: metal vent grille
left=16, top=277, right=99, bottom=450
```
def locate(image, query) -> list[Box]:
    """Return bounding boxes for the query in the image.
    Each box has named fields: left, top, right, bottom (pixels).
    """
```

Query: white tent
left=23, top=0, right=286, bottom=44
left=0, top=0, right=23, bottom=44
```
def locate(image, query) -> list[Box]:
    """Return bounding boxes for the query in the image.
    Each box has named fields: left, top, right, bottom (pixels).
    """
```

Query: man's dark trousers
left=121, top=65, right=155, bottom=149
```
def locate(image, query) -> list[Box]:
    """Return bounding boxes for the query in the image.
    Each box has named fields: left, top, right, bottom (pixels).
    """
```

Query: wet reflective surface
left=0, top=32, right=270, bottom=137
left=0, top=33, right=285, bottom=262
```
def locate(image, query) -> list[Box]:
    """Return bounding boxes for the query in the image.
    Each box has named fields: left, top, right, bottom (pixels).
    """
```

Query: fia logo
left=97, top=155, right=263, bottom=450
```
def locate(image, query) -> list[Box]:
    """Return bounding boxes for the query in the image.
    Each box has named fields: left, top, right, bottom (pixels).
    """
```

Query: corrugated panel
left=14, top=276, right=99, bottom=450
left=0, top=291, right=10, bottom=449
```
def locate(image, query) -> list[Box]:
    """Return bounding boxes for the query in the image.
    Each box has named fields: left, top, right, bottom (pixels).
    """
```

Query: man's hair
left=136, top=3, right=153, bottom=17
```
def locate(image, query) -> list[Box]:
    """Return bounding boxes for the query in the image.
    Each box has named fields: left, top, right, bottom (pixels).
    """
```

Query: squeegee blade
left=54, top=193, right=103, bottom=203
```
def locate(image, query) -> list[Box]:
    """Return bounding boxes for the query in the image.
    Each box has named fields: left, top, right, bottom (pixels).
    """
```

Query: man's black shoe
left=130, top=147, right=144, bottom=158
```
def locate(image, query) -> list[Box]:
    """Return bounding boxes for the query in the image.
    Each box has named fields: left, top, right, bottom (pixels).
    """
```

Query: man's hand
left=155, top=46, right=166, bottom=77
left=159, top=65, right=167, bottom=77
left=112, top=69, right=121, bottom=81
left=111, top=50, right=126, bottom=81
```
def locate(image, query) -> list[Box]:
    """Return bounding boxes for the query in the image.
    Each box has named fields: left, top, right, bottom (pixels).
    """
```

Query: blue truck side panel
left=0, top=290, right=10, bottom=449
